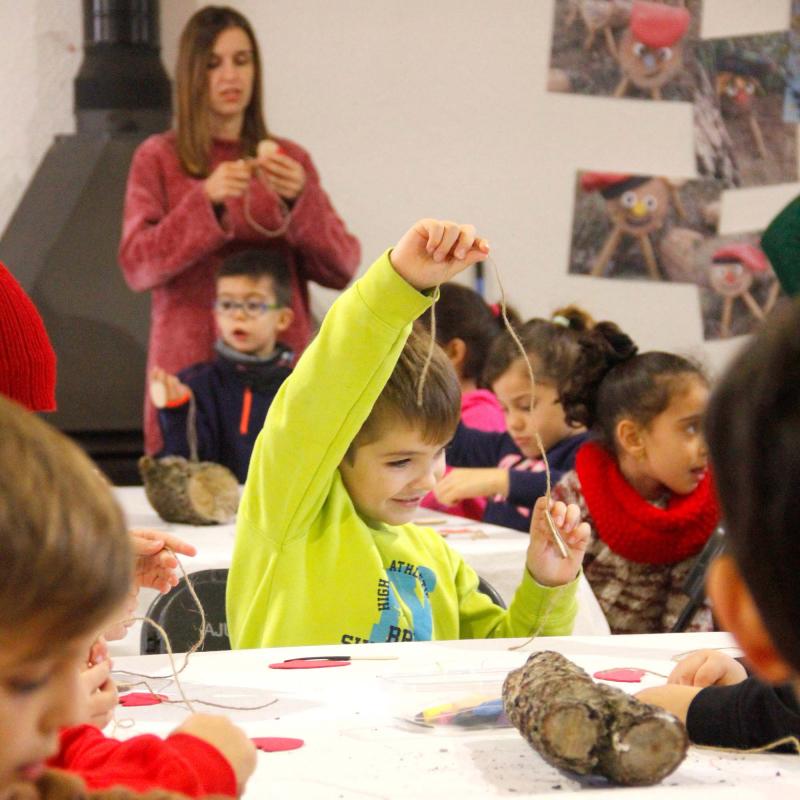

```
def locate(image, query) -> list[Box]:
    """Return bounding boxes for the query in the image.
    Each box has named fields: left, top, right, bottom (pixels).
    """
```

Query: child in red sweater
left=0, top=395, right=255, bottom=799
left=553, top=334, right=720, bottom=634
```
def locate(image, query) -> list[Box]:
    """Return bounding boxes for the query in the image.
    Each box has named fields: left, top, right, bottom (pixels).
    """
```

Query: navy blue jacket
left=446, top=423, right=588, bottom=532
left=158, top=345, right=292, bottom=483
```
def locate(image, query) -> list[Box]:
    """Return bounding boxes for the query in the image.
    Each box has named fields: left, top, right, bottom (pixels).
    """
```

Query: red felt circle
left=593, top=668, right=647, bottom=683
left=118, top=692, right=168, bottom=706
left=268, top=660, right=351, bottom=670
left=252, top=737, right=304, bottom=752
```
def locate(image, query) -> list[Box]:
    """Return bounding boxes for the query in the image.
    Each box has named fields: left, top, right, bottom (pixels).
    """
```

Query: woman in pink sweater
left=119, top=6, right=360, bottom=453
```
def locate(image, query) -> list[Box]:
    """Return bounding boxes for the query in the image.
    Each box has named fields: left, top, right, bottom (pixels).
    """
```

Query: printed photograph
left=548, top=0, right=702, bottom=101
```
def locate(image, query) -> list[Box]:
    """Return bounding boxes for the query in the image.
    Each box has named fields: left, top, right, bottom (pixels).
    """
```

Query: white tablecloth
left=111, top=487, right=609, bottom=656
left=108, top=633, right=799, bottom=799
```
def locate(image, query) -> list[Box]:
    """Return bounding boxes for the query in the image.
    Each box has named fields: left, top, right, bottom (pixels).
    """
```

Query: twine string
left=187, top=394, right=198, bottom=463
left=242, top=162, right=292, bottom=239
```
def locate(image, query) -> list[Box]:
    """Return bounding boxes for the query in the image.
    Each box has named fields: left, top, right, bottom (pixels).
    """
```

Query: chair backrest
left=140, top=568, right=231, bottom=655
left=477, top=575, right=506, bottom=609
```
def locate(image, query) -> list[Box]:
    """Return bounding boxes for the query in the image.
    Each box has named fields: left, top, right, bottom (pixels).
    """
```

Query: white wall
left=0, top=0, right=794, bottom=377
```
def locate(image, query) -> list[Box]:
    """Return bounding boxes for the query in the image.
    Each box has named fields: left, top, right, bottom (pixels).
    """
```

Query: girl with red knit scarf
left=553, top=330, right=720, bottom=634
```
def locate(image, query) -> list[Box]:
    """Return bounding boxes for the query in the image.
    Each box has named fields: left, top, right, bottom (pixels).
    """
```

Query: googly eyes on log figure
left=614, top=0, right=691, bottom=99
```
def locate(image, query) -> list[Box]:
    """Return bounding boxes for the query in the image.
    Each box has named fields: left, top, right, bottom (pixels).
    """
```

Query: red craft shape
left=252, top=737, right=305, bottom=752
left=118, top=692, right=168, bottom=706
left=593, top=668, right=647, bottom=683
left=712, top=243, right=770, bottom=274
left=268, top=659, right=351, bottom=670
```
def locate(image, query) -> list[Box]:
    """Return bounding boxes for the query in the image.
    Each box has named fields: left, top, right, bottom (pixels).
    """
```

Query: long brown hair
left=175, top=6, right=269, bottom=177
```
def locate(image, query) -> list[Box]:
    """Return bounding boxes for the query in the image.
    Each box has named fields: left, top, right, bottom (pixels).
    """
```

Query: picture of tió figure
left=580, top=172, right=680, bottom=278
left=716, top=54, right=772, bottom=159
left=565, top=0, right=632, bottom=57
left=615, top=0, right=691, bottom=100
left=709, top=243, right=776, bottom=338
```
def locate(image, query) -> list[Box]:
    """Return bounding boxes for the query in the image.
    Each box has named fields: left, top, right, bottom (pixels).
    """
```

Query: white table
left=108, top=632, right=800, bottom=799
left=111, top=487, right=609, bottom=657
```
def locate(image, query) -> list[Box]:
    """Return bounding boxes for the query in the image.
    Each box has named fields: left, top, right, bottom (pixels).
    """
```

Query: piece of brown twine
left=111, top=548, right=276, bottom=714
left=242, top=162, right=292, bottom=239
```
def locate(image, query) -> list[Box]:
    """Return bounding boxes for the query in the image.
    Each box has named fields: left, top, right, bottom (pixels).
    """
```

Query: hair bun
left=594, top=322, right=638, bottom=364
left=551, top=304, right=595, bottom=333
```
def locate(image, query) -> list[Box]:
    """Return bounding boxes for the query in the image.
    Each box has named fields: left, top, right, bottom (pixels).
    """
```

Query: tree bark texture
left=503, top=651, right=689, bottom=786
left=139, top=455, right=239, bottom=525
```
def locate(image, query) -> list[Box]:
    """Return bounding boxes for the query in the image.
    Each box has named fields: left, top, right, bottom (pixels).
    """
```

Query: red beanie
left=0, top=262, right=57, bottom=411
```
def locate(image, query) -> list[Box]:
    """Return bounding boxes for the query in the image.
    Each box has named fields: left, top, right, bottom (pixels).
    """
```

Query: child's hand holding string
left=391, top=219, right=489, bottom=290
left=131, top=529, right=198, bottom=594
left=80, top=638, right=118, bottom=728
left=526, top=496, right=589, bottom=587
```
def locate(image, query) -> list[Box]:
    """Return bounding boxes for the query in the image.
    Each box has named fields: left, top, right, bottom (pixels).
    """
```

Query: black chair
left=477, top=575, right=507, bottom=609
left=141, top=568, right=231, bottom=654
left=671, top=524, right=726, bottom=633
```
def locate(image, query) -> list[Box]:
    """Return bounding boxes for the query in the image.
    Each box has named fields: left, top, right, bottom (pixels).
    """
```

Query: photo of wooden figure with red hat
left=548, top=0, right=700, bottom=100
left=578, top=171, right=686, bottom=278
left=696, top=34, right=797, bottom=188
left=614, top=0, right=691, bottom=100
left=706, top=242, right=781, bottom=339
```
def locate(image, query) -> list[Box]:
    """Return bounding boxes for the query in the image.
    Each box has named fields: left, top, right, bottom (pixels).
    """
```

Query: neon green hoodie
left=227, top=250, right=579, bottom=648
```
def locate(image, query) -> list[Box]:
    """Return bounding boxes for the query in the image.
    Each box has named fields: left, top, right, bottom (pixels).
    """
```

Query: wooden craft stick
left=591, top=225, right=623, bottom=276
left=720, top=296, right=733, bottom=338
left=639, top=233, right=661, bottom=280
left=749, top=113, right=768, bottom=160
left=742, top=290, right=765, bottom=320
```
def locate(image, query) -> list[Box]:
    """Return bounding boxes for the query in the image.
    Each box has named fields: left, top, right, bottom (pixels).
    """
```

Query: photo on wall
left=695, top=33, right=796, bottom=188
left=547, top=0, right=702, bottom=101
left=567, top=170, right=785, bottom=339
left=782, top=0, right=800, bottom=122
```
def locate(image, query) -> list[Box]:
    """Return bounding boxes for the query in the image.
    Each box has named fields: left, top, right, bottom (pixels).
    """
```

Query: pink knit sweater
left=119, top=131, right=360, bottom=453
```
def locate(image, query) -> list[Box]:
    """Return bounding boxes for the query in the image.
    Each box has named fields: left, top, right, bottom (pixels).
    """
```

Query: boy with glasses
left=151, top=248, right=294, bottom=482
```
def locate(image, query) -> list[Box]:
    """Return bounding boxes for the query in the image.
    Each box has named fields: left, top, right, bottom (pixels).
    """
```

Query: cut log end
left=607, top=715, right=689, bottom=785
left=542, top=705, right=603, bottom=765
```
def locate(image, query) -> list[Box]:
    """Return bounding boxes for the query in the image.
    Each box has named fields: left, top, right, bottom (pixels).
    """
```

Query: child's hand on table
left=390, top=219, right=489, bottom=290
left=668, top=649, right=747, bottom=688
left=635, top=651, right=746, bottom=724
left=526, top=497, right=589, bottom=587
left=174, top=714, right=257, bottom=794
left=433, top=468, right=508, bottom=505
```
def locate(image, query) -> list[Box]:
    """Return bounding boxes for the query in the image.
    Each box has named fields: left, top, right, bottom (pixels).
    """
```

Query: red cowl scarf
left=575, top=442, right=720, bottom=565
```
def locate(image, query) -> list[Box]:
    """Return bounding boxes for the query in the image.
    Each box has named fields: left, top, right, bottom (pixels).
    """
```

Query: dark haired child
left=228, top=220, right=589, bottom=648
left=151, top=248, right=295, bottom=482
left=417, top=283, right=510, bottom=519
left=637, top=299, right=800, bottom=750
left=553, top=335, right=720, bottom=634
left=0, top=394, right=255, bottom=799
left=436, top=309, right=595, bottom=532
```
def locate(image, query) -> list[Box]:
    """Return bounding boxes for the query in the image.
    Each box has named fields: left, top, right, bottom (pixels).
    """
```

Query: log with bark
left=503, top=651, right=688, bottom=786
left=139, top=455, right=239, bottom=525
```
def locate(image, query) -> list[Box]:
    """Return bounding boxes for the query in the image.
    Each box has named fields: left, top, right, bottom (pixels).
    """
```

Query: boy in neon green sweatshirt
left=227, top=219, right=589, bottom=648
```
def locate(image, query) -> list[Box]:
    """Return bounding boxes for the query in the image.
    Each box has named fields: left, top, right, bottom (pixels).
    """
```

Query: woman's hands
left=526, top=497, right=589, bottom=587
left=391, top=219, right=490, bottom=291
left=256, top=140, right=306, bottom=200
left=203, top=160, right=251, bottom=204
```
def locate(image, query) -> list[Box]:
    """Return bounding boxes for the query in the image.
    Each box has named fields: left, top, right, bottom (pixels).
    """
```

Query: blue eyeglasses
left=214, top=299, right=282, bottom=318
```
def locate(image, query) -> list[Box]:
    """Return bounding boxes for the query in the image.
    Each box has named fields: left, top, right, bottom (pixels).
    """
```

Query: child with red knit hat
left=552, top=331, right=720, bottom=634
left=0, top=261, right=56, bottom=412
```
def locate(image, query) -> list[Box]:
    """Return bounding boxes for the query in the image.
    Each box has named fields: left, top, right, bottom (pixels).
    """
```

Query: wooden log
left=139, top=455, right=239, bottom=525
left=503, top=651, right=688, bottom=786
